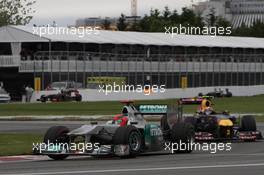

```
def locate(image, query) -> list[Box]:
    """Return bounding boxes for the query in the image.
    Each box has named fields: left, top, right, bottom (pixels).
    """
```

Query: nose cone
left=218, top=119, right=233, bottom=127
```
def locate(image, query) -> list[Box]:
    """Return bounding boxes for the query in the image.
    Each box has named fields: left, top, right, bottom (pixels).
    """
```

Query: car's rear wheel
left=240, top=115, right=256, bottom=131
left=40, top=96, right=46, bottom=103
left=113, top=125, right=142, bottom=157
left=171, top=122, right=194, bottom=153
left=160, top=116, right=170, bottom=131
left=44, top=126, right=70, bottom=160
left=160, top=115, right=171, bottom=140
left=198, top=93, right=203, bottom=97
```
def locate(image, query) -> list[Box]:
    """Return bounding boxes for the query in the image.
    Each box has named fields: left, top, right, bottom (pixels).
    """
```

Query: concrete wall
left=31, top=85, right=264, bottom=102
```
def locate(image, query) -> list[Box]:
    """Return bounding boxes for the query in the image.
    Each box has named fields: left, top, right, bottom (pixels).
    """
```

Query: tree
left=232, top=23, right=250, bottom=37
left=138, top=9, right=165, bottom=32
left=0, top=0, right=36, bottom=26
left=194, top=14, right=205, bottom=28
left=249, top=20, right=264, bottom=37
left=117, top=13, right=127, bottom=31
left=206, top=7, right=217, bottom=26
left=137, top=14, right=151, bottom=32
left=163, top=6, right=171, bottom=19
left=215, top=16, right=231, bottom=29
left=180, top=7, right=196, bottom=26
left=232, top=21, right=264, bottom=38
left=150, top=8, right=161, bottom=19
left=169, top=9, right=180, bottom=24
left=135, top=7, right=205, bottom=32
left=128, top=18, right=140, bottom=31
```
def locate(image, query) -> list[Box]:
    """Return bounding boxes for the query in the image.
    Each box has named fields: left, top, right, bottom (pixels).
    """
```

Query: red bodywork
left=113, top=114, right=128, bottom=126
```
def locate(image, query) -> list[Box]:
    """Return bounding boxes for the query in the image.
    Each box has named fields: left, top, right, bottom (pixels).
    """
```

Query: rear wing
left=179, top=96, right=213, bottom=105
left=135, top=104, right=184, bottom=122
left=135, top=104, right=168, bottom=115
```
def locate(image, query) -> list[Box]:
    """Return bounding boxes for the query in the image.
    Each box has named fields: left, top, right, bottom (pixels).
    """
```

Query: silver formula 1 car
left=34, top=101, right=194, bottom=160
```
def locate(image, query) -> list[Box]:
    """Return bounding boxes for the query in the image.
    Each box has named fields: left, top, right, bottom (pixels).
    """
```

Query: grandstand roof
left=0, top=26, right=48, bottom=42
left=0, top=25, right=264, bottom=49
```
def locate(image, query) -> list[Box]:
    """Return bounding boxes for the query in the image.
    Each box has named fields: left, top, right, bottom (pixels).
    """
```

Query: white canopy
left=0, top=26, right=49, bottom=43
left=0, top=25, right=264, bottom=49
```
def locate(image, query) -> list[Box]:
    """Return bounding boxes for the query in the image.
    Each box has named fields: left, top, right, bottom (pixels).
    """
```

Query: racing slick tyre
left=160, top=115, right=170, bottom=131
left=76, top=95, right=82, bottom=102
left=113, top=125, right=143, bottom=157
left=160, top=116, right=171, bottom=140
left=198, top=93, right=203, bottom=97
left=40, top=96, right=47, bottom=103
left=171, top=122, right=194, bottom=153
left=240, top=115, right=256, bottom=131
left=44, top=126, right=70, bottom=160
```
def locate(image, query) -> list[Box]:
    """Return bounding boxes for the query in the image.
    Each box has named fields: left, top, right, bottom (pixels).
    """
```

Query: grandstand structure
left=230, top=0, right=264, bottom=28
left=0, top=25, right=264, bottom=97
left=193, top=0, right=264, bottom=28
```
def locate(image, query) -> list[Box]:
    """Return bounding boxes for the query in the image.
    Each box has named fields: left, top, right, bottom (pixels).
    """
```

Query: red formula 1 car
left=39, top=89, right=82, bottom=102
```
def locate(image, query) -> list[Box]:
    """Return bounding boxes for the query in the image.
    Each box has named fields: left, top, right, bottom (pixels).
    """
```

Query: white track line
left=3, top=163, right=264, bottom=175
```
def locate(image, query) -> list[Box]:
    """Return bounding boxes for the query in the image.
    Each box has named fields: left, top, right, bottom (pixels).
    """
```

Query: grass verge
left=254, top=116, right=264, bottom=123
left=0, top=133, right=42, bottom=156
left=0, top=95, right=263, bottom=116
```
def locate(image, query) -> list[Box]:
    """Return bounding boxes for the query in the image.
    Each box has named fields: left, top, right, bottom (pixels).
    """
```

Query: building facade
left=193, top=0, right=264, bottom=28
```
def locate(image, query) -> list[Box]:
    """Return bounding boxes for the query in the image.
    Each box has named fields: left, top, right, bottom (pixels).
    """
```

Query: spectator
left=21, top=85, right=26, bottom=103
left=25, top=85, right=34, bottom=102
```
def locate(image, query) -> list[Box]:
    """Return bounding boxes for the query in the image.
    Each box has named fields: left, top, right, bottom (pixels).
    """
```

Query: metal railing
left=19, top=60, right=264, bottom=73
left=18, top=52, right=264, bottom=73
left=0, top=55, right=20, bottom=67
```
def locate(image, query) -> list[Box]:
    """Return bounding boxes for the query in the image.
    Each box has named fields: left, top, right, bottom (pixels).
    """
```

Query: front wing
left=195, top=130, right=262, bottom=142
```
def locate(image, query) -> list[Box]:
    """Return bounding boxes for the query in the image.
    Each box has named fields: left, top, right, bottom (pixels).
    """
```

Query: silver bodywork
left=39, top=104, right=148, bottom=156
left=69, top=104, right=147, bottom=135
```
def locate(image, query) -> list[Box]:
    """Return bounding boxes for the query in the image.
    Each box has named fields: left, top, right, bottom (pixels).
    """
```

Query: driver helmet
left=200, top=99, right=213, bottom=113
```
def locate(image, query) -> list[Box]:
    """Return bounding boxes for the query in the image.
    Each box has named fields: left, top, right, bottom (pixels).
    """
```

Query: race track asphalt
left=0, top=121, right=87, bottom=133
left=0, top=121, right=263, bottom=175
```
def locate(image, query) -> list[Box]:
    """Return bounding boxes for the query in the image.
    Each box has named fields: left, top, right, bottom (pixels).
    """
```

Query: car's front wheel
left=113, top=125, right=143, bottom=157
left=240, top=115, right=256, bottom=131
left=44, top=126, right=70, bottom=160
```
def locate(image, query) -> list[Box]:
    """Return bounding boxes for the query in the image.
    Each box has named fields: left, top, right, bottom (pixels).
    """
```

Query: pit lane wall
left=30, top=85, right=264, bottom=102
